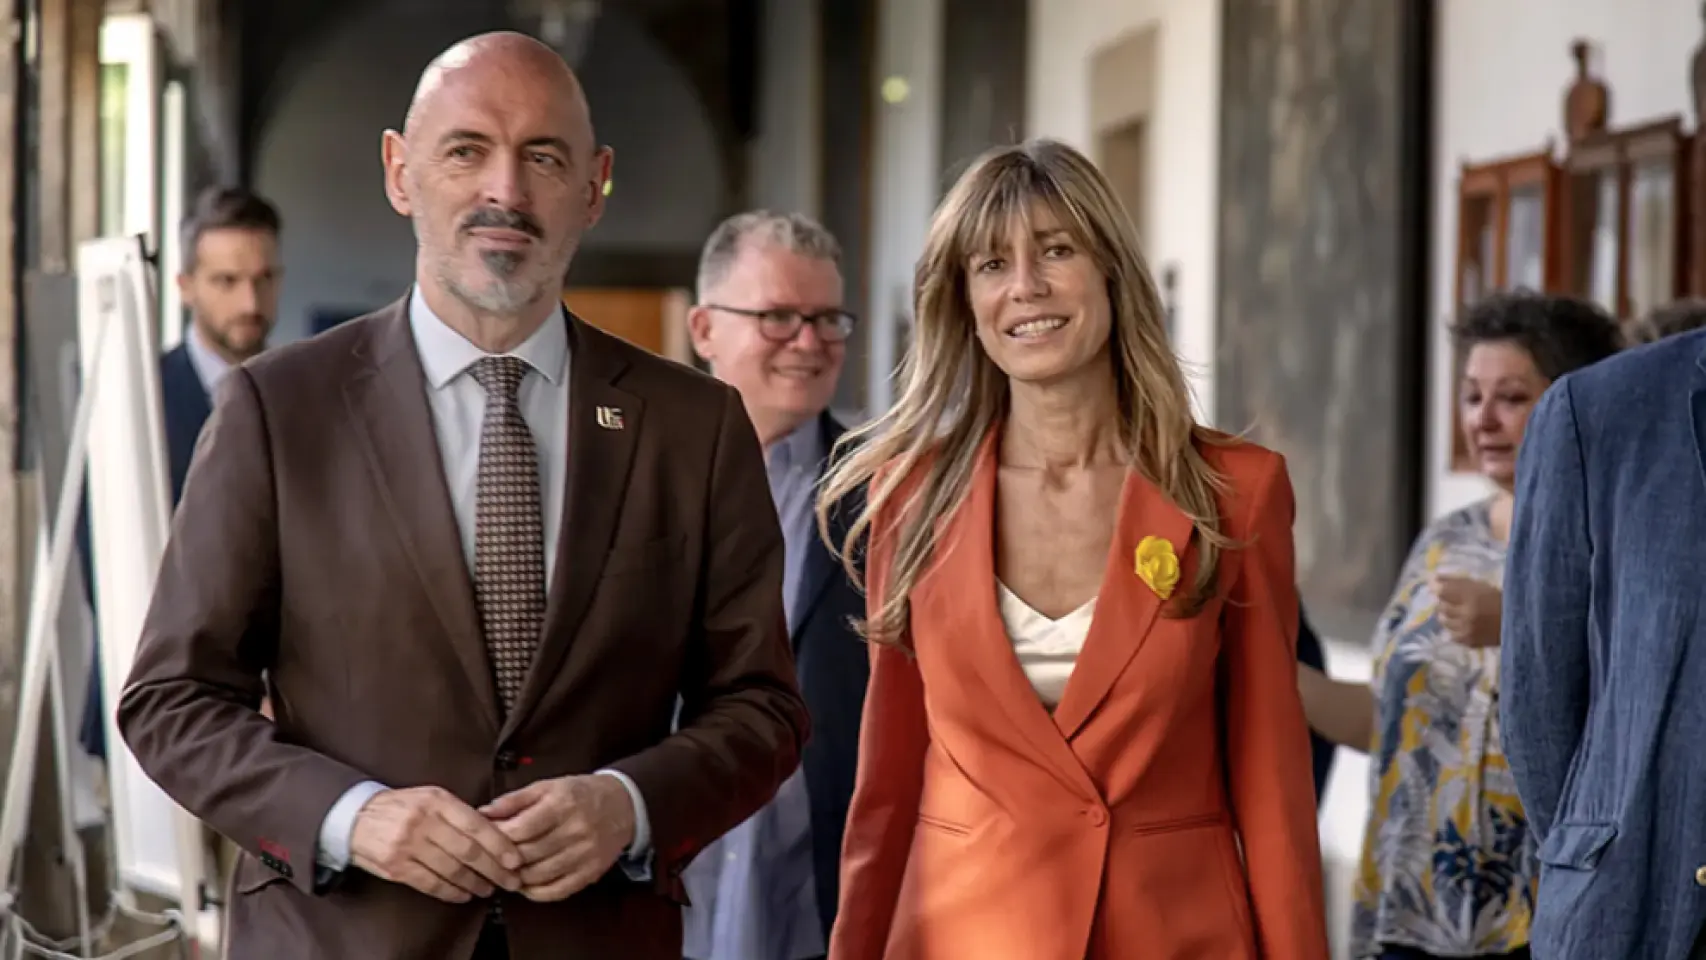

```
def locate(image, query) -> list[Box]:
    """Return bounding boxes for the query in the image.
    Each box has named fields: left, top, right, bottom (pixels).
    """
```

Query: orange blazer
left=830, top=433, right=1329, bottom=960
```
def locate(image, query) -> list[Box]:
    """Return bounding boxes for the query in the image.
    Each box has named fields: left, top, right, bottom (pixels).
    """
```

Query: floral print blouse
left=1350, top=499, right=1535, bottom=958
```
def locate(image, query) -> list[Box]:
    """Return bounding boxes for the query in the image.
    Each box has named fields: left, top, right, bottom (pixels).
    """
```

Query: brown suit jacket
left=117, top=298, right=810, bottom=959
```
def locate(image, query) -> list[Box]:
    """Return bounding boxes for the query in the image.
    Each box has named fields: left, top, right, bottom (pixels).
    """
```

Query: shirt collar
left=184, top=324, right=235, bottom=394
left=407, top=286, right=569, bottom=389
left=767, top=416, right=824, bottom=472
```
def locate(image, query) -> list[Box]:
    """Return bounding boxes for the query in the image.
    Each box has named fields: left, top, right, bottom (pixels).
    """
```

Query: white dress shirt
left=314, top=289, right=651, bottom=877
left=184, top=324, right=235, bottom=396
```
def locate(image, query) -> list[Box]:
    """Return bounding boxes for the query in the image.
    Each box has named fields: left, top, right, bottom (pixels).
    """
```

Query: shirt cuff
left=315, top=780, right=387, bottom=872
left=594, top=768, right=653, bottom=881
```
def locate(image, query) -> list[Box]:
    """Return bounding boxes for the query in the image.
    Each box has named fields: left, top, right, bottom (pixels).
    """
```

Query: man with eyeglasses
left=682, top=211, right=865, bottom=960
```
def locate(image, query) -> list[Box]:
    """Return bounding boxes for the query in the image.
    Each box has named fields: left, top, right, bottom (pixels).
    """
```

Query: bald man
left=117, top=32, right=808, bottom=960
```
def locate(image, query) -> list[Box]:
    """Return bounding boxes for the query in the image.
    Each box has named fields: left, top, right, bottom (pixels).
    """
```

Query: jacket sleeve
left=1500, top=378, right=1593, bottom=841
left=1219, top=454, right=1331, bottom=956
left=1292, top=607, right=1335, bottom=805
left=118, top=369, right=369, bottom=896
left=826, top=501, right=927, bottom=959
left=608, top=385, right=811, bottom=894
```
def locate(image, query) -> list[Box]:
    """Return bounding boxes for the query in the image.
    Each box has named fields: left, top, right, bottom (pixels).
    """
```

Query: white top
left=997, top=581, right=1096, bottom=710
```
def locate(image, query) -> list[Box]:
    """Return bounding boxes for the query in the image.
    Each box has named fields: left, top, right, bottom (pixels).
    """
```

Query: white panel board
left=76, top=236, right=208, bottom=926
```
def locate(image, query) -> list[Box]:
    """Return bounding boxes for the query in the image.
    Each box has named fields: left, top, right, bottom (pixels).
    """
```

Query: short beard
left=202, top=317, right=269, bottom=361
left=437, top=251, right=544, bottom=315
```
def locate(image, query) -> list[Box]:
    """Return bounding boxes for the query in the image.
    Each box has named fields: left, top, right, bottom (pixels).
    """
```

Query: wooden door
left=561, top=287, right=692, bottom=363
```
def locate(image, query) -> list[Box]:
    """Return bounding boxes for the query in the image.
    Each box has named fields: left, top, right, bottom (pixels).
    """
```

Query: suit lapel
left=505, top=317, right=641, bottom=734
left=344, top=300, right=500, bottom=731
left=1051, top=469, right=1195, bottom=741
left=931, top=432, right=1098, bottom=796
left=161, top=345, right=213, bottom=424
left=1691, top=350, right=1706, bottom=493
left=788, top=414, right=848, bottom=646
left=792, top=536, right=835, bottom=650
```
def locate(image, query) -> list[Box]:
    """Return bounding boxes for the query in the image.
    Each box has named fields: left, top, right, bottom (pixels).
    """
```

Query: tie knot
left=471, top=355, right=528, bottom=400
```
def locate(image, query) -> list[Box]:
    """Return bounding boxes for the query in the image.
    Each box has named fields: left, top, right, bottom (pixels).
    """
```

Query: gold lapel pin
left=595, top=405, right=625, bottom=430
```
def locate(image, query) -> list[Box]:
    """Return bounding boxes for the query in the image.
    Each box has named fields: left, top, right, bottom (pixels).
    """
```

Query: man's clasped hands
left=348, top=774, right=638, bottom=903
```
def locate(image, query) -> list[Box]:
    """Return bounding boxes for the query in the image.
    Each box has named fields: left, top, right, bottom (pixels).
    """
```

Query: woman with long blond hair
left=819, top=140, right=1329, bottom=959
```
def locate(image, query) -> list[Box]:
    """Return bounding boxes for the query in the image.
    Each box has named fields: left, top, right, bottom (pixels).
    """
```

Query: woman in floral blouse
left=1296, top=292, right=1621, bottom=960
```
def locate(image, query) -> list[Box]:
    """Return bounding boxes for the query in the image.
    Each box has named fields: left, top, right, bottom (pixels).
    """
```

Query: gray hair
left=695, top=210, right=841, bottom=301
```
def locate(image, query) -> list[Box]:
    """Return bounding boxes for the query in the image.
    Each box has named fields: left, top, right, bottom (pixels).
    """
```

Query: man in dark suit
left=680, top=211, right=867, bottom=960
left=161, top=186, right=284, bottom=503
left=117, top=33, right=809, bottom=960
left=78, top=186, right=285, bottom=760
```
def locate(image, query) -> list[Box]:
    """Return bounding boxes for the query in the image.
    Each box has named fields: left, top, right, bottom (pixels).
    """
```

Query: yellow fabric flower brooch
left=1135, top=535, right=1181, bottom=600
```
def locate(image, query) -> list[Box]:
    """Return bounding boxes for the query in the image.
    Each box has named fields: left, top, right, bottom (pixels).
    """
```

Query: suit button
left=1695, top=865, right=1706, bottom=887
left=495, top=751, right=519, bottom=771
left=1085, top=808, right=1108, bottom=827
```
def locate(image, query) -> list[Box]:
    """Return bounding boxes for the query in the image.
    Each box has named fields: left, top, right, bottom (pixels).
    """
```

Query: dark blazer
left=1294, top=606, right=1335, bottom=805
left=78, top=342, right=214, bottom=760
left=792, top=413, right=870, bottom=940
left=117, top=299, right=811, bottom=960
left=158, top=341, right=216, bottom=505
left=1503, top=329, right=1706, bottom=959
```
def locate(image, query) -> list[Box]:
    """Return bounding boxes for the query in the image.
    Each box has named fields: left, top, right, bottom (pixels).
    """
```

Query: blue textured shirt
left=680, top=418, right=826, bottom=960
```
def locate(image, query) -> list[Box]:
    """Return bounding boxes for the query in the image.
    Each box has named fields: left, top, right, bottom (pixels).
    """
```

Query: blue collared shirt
left=680, top=418, right=826, bottom=960
left=183, top=324, right=234, bottom=397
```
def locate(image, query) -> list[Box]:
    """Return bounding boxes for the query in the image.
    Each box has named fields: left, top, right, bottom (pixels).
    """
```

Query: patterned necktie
left=470, top=356, right=546, bottom=715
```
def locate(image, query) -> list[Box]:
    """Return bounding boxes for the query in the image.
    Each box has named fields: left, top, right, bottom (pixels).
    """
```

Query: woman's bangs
left=951, top=161, right=1076, bottom=260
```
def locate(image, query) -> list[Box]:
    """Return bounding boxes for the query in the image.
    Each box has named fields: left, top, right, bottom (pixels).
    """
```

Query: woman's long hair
left=817, top=139, right=1229, bottom=649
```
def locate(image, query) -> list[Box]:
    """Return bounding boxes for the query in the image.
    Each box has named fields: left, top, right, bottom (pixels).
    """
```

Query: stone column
left=1214, top=0, right=1432, bottom=639
left=819, top=0, right=878, bottom=413
left=938, top=0, right=1026, bottom=187
left=8, top=0, right=108, bottom=937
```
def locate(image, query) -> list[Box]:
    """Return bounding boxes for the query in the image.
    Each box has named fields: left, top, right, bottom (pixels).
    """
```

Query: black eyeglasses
left=704, top=304, right=858, bottom=343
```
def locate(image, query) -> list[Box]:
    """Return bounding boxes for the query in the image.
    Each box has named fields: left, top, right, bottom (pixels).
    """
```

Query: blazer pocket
left=916, top=811, right=973, bottom=837
left=233, top=854, right=290, bottom=895
left=601, top=534, right=687, bottom=578
left=1129, top=811, right=1228, bottom=836
left=1536, top=820, right=1617, bottom=871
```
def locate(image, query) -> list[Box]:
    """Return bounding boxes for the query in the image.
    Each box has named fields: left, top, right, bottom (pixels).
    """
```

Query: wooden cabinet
left=1560, top=118, right=1688, bottom=318
left=1450, top=151, right=1562, bottom=470
left=1455, top=150, right=1561, bottom=308
left=1446, top=33, right=1706, bottom=473
left=560, top=287, right=692, bottom=364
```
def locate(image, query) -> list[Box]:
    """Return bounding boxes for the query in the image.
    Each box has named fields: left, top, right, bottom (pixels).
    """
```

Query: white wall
left=1428, top=0, right=1702, bottom=518
left=1026, top=0, right=1222, bottom=423
left=253, top=4, right=725, bottom=343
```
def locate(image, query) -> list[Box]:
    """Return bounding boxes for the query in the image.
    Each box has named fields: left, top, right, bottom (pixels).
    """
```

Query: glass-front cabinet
left=1560, top=118, right=1687, bottom=319
left=1451, top=151, right=1561, bottom=470
left=1445, top=36, right=1706, bottom=474
left=1455, top=151, right=1561, bottom=312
